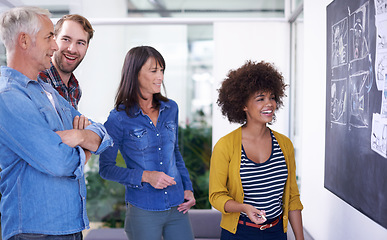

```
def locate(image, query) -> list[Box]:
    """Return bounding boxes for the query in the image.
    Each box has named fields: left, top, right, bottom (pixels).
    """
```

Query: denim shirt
left=0, top=67, right=113, bottom=240
left=99, top=100, right=193, bottom=211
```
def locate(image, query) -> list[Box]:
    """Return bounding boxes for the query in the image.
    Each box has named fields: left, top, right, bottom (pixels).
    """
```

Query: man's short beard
left=53, top=52, right=84, bottom=74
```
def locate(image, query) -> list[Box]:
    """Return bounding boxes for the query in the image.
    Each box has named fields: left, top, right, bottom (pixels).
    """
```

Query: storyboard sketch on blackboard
left=329, top=1, right=372, bottom=129
left=376, top=0, right=387, bottom=90
left=326, top=0, right=387, bottom=230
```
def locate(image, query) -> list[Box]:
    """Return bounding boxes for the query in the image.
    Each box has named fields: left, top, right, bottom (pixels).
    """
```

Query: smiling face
left=138, top=57, right=164, bottom=99
left=29, top=15, right=58, bottom=73
left=52, top=20, right=89, bottom=76
left=243, top=91, right=277, bottom=125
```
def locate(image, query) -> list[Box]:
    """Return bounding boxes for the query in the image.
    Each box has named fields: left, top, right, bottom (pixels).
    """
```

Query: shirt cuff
left=129, top=170, right=144, bottom=189
left=183, top=181, right=194, bottom=192
left=73, top=146, right=86, bottom=179
left=85, top=122, right=113, bottom=155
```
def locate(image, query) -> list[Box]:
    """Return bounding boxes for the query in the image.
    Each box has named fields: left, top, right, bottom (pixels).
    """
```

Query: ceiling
left=0, top=0, right=286, bottom=19
left=0, top=0, right=291, bottom=42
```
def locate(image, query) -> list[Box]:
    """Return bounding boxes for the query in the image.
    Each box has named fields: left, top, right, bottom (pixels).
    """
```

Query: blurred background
left=0, top=0, right=307, bottom=235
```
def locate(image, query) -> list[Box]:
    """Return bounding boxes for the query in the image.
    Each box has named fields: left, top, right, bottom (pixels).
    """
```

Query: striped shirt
left=39, top=63, right=82, bottom=110
left=240, top=130, right=288, bottom=220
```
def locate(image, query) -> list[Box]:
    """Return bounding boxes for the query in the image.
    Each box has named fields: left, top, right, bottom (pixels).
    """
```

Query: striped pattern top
left=240, top=131, right=288, bottom=220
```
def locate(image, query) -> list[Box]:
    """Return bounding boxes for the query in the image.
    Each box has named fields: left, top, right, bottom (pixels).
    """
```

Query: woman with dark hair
left=99, top=46, right=195, bottom=240
left=209, top=60, right=304, bottom=240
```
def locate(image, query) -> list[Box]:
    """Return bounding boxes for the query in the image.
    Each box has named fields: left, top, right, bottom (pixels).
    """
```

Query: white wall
left=212, top=21, right=290, bottom=144
left=301, top=0, right=387, bottom=239
left=77, top=24, right=188, bottom=124
left=73, top=0, right=188, bottom=125
left=73, top=0, right=127, bottom=123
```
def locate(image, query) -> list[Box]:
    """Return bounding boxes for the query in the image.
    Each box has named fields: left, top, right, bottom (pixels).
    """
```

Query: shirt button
left=164, top=192, right=167, bottom=194
left=157, top=134, right=160, bottom=137
left=160, top=162, right=163, bottom=165
left=150, top=121, right=152, bottom=124
left=158, top=148, right=161, bottom=151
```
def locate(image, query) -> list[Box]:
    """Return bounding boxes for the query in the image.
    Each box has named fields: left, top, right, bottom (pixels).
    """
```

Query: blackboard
left=325, top=0, right=387, bottom=229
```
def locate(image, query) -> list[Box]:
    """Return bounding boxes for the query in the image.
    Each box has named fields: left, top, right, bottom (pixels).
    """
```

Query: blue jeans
left=221, top=215, right=287, bottom=240
left=124, top=203, right=194, bottom=240
left=9, top=232, right=82, bottom=240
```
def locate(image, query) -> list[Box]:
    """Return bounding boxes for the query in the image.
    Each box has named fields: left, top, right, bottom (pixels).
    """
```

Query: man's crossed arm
left=56, top=115, right=100, bottom=164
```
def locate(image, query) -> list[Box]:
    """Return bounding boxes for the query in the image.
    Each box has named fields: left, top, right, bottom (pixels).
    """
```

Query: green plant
left=178, top=124, right=212, bottom=209
left=85, top=154, right=126, bottom=227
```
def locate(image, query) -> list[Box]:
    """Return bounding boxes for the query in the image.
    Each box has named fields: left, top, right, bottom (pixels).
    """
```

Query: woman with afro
left=209, top=60, right=304, bottom=240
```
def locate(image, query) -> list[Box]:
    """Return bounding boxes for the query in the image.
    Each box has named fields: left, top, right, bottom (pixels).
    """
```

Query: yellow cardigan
left=209, top=127, right=303, bottom=234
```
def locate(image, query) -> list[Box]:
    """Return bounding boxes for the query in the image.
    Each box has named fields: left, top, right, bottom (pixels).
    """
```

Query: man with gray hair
left=0, top=6, right=112, bottom=240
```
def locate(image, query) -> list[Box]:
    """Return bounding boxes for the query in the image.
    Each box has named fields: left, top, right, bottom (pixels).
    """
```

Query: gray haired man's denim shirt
left=0, top=66, right=113, bottom=240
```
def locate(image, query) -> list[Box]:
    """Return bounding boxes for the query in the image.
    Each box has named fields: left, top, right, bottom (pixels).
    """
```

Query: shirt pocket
left=129, top=128, right=149, bottom=151
left=57, top=105, right=73, bottom=126
left=38, top=106, right=61, bottom=131
left=165, top=121, right=176, bottom=143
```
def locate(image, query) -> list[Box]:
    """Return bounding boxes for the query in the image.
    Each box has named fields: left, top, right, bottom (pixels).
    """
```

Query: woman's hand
left=243, top=204, right=266, bottom=224
left=177, top=190, right=196, bottom=214
left=141, top=171, right=176, bottom=189
left=224, top=201, right=266, bottom=224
